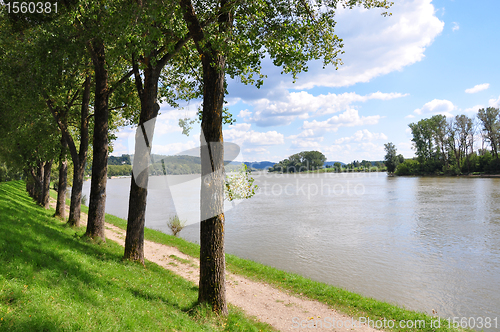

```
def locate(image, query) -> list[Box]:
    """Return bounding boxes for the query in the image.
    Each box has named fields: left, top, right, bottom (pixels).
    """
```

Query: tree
left=174, top=0, right=400, bottom=307
left=68, top=0, right=138, bottom=241
left=0, top=14, right=60, bottom=207
left=384, top=142, right=399, bottom=174
left=179, top=0, right=393, bottom=314
left=270, top=151, right=327, bottom=173
left=478, top=107, right=499, bottom=159
left=123, top=0, right=198, bottom=264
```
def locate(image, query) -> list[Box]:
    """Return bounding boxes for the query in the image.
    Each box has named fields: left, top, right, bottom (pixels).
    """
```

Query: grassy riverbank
left=105, top=220, right=467, bottom=332
left=4, top=181, right=469, bottom=332
left=74, top=195, right=467, bottom=332
left=0, top=181, right=272, bottom=331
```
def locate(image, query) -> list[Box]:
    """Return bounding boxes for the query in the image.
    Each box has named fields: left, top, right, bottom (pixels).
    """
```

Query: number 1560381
left=4, top=2, right=58, bottom=14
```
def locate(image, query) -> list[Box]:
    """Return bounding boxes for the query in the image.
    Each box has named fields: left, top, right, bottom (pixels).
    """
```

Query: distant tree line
left=106, top=155, right=242, bottom=177
left=268, top=151, right=327, bottom=172
left=386, top=107, right=500, bottom=176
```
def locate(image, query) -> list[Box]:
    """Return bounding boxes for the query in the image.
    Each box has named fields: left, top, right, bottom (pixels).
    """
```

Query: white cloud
left=452, top=22, right=460, bottom=32
left=243, top=147, right=269, bottom=154
left=334, top=129, right=388, bottom=144
left=287, top=129, right=320, bottom=140
left=302, top=109, right=382, bottom=132
left=465, top=83, right=489, bottom=94
left=238, top=109, right=252, bottom=119
left=488, top=95, right=500, bottom=108
left=290, top=140, right=321, bottom=149
left=464, top=104, right=484, bottom=113
left=152, top=140, right=197, bottom=155
left=322, top=141, right=386, bottom=162
left=225, top=124, right=285, bottom=147
left=248, top=91, right=406, bottom=126
left=405, top=114, right=415, bottom=119
left=115, top=127, right=135, bottom=140
left=289, top=0, right=444, bottom=89
left=413, top=99, right=455, bottom=116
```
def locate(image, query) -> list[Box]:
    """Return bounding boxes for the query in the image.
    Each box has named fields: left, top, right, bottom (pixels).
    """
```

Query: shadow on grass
left=0, top=183, right=167, bottom=329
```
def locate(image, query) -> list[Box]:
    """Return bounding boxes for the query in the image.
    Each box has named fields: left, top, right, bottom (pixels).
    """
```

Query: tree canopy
left=270, top=150, right=327, bottom=172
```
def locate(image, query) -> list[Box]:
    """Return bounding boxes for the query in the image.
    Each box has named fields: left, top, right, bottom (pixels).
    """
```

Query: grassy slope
left=47, top=183, right=467, bottom=332
left=0, top=181, right=272, bottom=331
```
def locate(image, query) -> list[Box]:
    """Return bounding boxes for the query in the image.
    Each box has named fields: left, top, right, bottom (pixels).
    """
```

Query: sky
left=111, top=0, right=500, bottom=164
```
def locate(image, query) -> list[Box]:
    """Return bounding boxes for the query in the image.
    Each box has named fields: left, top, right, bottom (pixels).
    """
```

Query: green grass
left=47, top=183, right=469, bottom=332
left=0, top=181, right=273, bottom=331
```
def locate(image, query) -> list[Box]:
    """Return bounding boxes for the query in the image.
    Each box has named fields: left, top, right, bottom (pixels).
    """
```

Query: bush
left=81, top=194, right=87, bottom=206
left=167, top=215, right=185, bottom=237
left=395, top=159, right=419, bottom=176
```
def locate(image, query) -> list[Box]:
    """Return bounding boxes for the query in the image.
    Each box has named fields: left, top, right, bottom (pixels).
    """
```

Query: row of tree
left=0, top=0, right=392, bottom=314
left=384, top=108, right=500, bottom=175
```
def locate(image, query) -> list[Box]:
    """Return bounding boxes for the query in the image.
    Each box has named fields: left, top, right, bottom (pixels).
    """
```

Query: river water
left=82, top=172, right=500, bottom=328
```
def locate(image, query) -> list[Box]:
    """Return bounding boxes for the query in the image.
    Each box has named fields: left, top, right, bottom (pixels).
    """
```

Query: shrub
left=81, top=194, right=87, bottom=206
left=167, top=215, right=186, bottom=237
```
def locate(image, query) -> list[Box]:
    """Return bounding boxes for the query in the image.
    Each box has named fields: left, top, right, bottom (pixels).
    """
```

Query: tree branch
left=108, top=68, right=135, bottom=95
left=132, top=53, right=144, bottom=100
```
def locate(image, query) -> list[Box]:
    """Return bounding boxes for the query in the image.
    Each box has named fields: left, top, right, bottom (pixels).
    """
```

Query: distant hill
left=324, top=161, right=346, bottom=167
left=108, top=155, right=132, bottom=165
left=109, top=155, right=386, bottom=173
left=242, top=161, right=276, bottom=170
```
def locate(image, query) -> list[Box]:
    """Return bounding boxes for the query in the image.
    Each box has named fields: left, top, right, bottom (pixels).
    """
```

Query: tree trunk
left=55, top=136, right=68, bottom=218
left=68, top=76, right=91, bottom=227
left=26, top=168, right=35, bottom=198
left=198, top=50, right=228, bottom=315
left=68, top=162, right=85, bottom=226
left=179, top=0, right=230, bottom=315
left=124, top=65, right=159, bottom=264
left=42, top=160, right=53, bottom=209
left=36, top=161, right=44, bottom=205
left=86, top=40, right=109, bottom=241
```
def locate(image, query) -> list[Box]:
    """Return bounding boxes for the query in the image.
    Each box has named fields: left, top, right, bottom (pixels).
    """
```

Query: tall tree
left=123, top=0, right=197, bottom=263
left=478, top=107, right=499, bottom=159
left=55, top=136, right=68, bottom=218
left=179, top=0, right=392, bottom=314
left=70, top=0, right=137, bottom=240
left=384, top=142, right=398, bottom=174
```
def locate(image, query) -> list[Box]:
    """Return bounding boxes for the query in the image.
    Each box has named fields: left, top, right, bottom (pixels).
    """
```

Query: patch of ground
left=51, top=199, right=381, bottom=331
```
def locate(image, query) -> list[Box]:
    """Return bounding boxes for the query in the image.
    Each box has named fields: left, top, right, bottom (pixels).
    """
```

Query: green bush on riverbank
left=0, top=181, right=271, bottom=331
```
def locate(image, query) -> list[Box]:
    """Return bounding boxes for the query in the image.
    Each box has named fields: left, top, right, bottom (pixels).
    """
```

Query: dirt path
left=51, top=201, right=381, bottom=331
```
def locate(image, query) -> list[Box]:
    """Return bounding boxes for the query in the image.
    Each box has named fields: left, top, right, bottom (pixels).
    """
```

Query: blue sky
left=112, top=0, right=500, bottom=164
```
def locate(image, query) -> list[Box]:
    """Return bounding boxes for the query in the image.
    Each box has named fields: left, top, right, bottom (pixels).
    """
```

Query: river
left=81, top=172, right=500, bottom=329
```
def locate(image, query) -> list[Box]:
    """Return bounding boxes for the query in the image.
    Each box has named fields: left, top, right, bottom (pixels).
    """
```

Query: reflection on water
left=83, top=173, right=500, bottom=328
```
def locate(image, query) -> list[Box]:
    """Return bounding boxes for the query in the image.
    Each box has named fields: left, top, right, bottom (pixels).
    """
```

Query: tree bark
left=86, top=40, right=109, bottom=241
left=123, top=33, right=190, bottom=262
left=26, top=168, right=36, bottom=198
left=68, top=76, right=91, bottom=227
left=46, top=76, right=91, bottom=226
left=35, top=161, right=44, bottom=205
left=55, top=136, right=68, bottom=218
left=198, top=50, right=227, bottom=315
left=42, top=160, right=53, bottom=209
left=124, top=63, right=160, bottom=264
left=180, top=0, right=230, bottom=315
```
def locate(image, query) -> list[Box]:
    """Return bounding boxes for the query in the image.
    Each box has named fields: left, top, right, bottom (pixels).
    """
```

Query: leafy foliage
left=167, top=215, right=186, bottom=237
left=224, top=164, right=258, bottom=201
left=269, top=150, right=326, bottom=172
left=395, top=108, right=500, bottom=175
